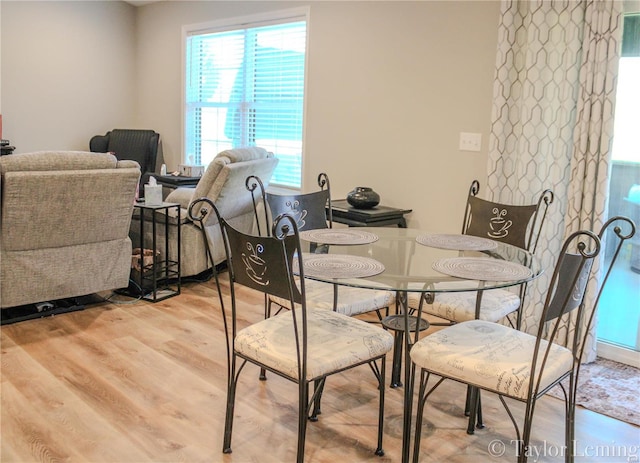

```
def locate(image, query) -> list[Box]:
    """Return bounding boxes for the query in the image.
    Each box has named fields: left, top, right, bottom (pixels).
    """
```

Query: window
left=185, top=11, right=307, bottom=188
left=596, top=12, right=640, bottom=365
left=610, top=13, right=640, bottom=164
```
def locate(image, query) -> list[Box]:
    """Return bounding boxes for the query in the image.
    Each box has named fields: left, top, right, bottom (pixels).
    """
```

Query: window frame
left=181, top=7, right=310, bottom=190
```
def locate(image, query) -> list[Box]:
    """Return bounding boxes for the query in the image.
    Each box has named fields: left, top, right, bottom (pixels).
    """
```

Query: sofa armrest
left=117, top=160, right=141, bottom=170
left=165, top=187, right=196, bottom=210
left=90, top=134, right=110, bottom=152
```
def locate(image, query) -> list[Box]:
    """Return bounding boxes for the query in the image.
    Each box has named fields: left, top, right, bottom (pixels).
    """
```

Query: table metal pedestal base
left=381, top=314, right=429, bottom=388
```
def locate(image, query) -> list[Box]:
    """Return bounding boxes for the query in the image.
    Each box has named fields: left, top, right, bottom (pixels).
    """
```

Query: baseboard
left=0, top=294, right=104, bottom=325
left=597, top=341, right=640, bottom=368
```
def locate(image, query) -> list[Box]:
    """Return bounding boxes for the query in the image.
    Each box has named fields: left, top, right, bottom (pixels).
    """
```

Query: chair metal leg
left=464, top=384, right=472, bottom=416
left=520, top=396, right=541, bottom=463
left=402, top=346, right=418, bottom=463
left=566, top=375, right=577, bottom=463
left=375, top=357, right=387, bottom=456
left=412, top=369, right=429, bottom=463
left=476, top=393, right=484, bottom=429
left=464, top=385, right=484, bottom=431
left=297, top=382, right=310, bottom=463
left=259, top=295, right=272, bottom=381
left=519, top=420, right=533, bottom=463
left=466, top=387, right=479, bottom=435
left=309, top=378, right=325, bottom=422
left=466, top=289, right=485, bottom=430
left=222, top=370, right=239, bottom=453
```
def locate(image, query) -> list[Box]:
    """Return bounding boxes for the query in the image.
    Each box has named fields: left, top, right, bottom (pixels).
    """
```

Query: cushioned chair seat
left=270, top=279, right=396, bottom=317
left=410, top=320, right=573, bottom=400
left=236, top=308, right=394, bottom=381
left=408, top=289, right=520, bottom=323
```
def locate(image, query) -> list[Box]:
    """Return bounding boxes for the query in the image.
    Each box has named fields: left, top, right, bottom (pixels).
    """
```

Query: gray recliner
left=129, top=147, right=279, bottom=278
left=0, top=151, right=140, bottom=309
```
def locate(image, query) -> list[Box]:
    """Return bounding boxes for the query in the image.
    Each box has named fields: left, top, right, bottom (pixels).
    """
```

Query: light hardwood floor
left=2, top=273, right=638, bottom=463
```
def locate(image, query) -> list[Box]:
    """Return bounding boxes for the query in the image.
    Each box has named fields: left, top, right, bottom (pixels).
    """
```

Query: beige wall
left=1, top=1, right=137, bottom=152
left=136, top=1, right=500, bottom=230
left=1, top=0, right=500, bottom=231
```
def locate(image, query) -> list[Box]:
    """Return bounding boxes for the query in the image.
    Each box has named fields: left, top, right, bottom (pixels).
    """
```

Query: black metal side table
left=155, top=174, right=201, bottom=187
left=329, top=199, right=412, bottom=228
left=133, top=201, right=181, bottom=302
left=154, top=175, right=200, bottom=199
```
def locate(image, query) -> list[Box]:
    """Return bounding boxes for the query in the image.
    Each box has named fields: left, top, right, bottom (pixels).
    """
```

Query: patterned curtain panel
left=487, top=0, right=622, bottom=362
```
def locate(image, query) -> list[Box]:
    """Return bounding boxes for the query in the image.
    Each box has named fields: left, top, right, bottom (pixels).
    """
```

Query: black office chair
left=90, top=129, right=160, bottom=190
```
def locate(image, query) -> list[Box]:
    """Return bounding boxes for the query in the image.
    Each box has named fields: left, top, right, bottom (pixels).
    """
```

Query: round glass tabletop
left=298, top=227, right=541, bottom=293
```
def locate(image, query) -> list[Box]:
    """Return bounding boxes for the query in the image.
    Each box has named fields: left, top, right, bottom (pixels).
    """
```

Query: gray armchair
left=130, top=147, right=279, bottom=278
left=0, top=151, right=140, bottom=309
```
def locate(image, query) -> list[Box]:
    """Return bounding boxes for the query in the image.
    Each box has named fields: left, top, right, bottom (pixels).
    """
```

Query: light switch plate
left=459, top=132, right=482, bottom=152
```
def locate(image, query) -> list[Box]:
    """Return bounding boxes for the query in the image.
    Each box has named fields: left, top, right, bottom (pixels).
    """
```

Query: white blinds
left=185, top=19, right=307, bottom=188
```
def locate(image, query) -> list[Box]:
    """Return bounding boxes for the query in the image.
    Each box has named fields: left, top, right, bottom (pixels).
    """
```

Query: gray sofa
left=130, top=147, right=279, bottom=277
left=0, top=151, right=140, bottom=308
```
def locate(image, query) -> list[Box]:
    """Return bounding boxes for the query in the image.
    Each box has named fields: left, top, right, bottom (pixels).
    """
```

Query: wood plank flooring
left=2, top=273, right=638, bottom=463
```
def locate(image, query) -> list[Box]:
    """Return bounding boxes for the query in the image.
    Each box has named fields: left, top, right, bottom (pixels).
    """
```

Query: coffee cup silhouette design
left=286, top=200, right=307, bottom=230
left=489, top=207, right=512, bottom=239
left=242, top=242, right=269, bottom=286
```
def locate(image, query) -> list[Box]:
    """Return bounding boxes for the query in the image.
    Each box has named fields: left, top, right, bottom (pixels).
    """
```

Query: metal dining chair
left=408, top=179, right=554, bottom=330
left=188, top=197, right=394, bottom=463
left=408, top=180, right=554, bottom=428
left=246, top=173, right=396, bottom=322
left=409, top=217, right=635, bottom=463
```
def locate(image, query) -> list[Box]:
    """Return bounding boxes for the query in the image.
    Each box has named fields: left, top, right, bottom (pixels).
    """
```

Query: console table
left=329, top=199, right=412, bottom=228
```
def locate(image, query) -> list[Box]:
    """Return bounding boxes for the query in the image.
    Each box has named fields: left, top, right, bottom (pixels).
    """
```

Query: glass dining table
left=298, top=226, right=542, bottom=463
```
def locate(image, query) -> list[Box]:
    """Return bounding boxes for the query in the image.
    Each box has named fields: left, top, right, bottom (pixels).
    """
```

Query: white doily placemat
left=299, top=229, right=379, bottom=245
left=416, top=233, right=498, bottom=251
left=296, top=253, right=385, bottom=278
left=432, top=257, right=532, bottom=281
